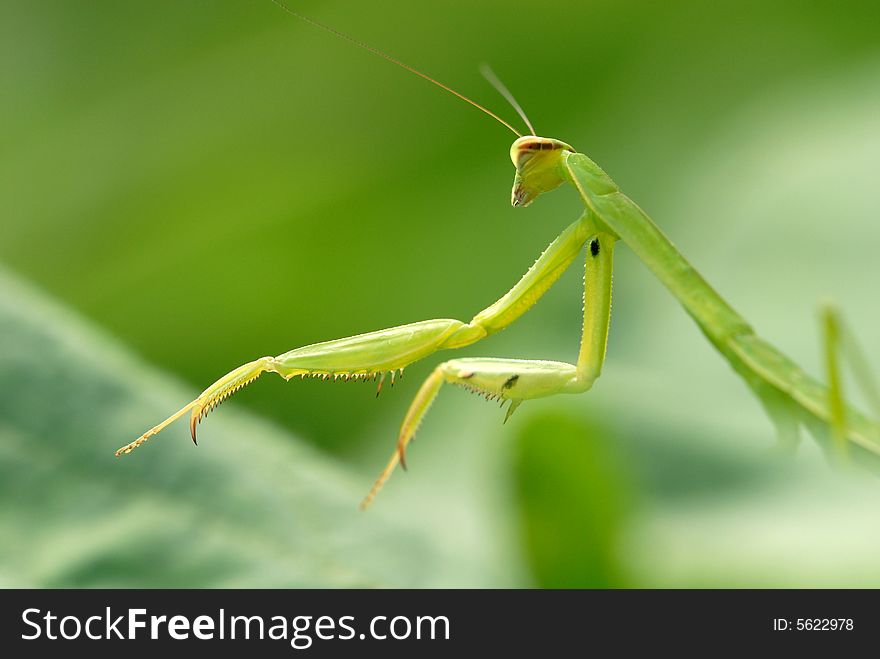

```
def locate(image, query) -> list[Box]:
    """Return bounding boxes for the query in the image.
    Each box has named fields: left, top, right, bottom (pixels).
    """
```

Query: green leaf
left=0, top=266, right=472, bottom=587
left=512, top=412, right=634, bottom=588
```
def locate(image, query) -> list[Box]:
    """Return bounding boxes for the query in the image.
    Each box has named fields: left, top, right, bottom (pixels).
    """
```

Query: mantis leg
left=362, top=231, right=616, bottom=507
left=117, top=214, right=597, bottom=457
left=820, top=304, right=880, bottom=459
left=823, top=305, right=848, bottom=458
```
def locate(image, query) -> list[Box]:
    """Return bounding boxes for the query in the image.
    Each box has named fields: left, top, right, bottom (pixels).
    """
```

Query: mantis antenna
left=479, top=63, right=536, bottom=136
left=269, top=0, right=524, bottom=137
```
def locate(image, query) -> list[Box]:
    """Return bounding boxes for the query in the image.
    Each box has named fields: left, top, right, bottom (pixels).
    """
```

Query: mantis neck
left=563, top=151, right=752, bottom=345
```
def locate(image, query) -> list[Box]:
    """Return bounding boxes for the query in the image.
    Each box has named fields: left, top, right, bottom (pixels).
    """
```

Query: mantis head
left=510, top=136, right=574, bottom=208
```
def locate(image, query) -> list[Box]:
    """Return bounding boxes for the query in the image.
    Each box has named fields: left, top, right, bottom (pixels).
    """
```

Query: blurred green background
left=2, top=0, right=880, bottom=587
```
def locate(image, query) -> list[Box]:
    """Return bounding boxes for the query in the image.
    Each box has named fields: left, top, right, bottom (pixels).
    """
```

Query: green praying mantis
left=117, top=2, right=880, bottom=508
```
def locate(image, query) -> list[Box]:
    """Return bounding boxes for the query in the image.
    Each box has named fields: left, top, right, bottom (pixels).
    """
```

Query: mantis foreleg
left=361, top=230, right=615, bottom=508
left=116, top=214, right=596, bottom=457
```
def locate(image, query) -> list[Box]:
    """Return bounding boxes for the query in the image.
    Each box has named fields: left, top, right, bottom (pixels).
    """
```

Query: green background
left=2, top=0, right=880, bottom=587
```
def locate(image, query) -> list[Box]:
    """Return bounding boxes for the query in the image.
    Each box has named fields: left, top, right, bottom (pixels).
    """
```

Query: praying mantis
left=116, top=2, right=880, bottom=508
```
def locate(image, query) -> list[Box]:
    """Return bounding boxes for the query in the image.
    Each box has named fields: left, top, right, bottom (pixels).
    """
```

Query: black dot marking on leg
left=590, top=239, right=600, bottom=257
left=503, top=374, right=519, bottom=390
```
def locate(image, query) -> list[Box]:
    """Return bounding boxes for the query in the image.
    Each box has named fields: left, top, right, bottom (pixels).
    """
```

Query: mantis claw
left=503, top=399, right=522, bottom=424
left=186, top=358, right=270, bottom=445
left=117, top=357, right=274, bottom=457
left=397, top=443, right=408, bottom=471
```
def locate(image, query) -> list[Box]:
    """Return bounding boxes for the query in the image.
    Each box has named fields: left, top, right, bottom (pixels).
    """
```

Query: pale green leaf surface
left=0, top=266, right=489, bottom=587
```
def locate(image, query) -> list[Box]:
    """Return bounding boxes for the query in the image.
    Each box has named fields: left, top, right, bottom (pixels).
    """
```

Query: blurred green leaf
left=0, top=266, right=483, bottom=587
left=512, top=412, right=634, bottom=588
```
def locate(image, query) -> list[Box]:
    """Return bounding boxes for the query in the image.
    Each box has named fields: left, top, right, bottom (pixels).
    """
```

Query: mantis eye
left=511, top=147, right=537, bottom=171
